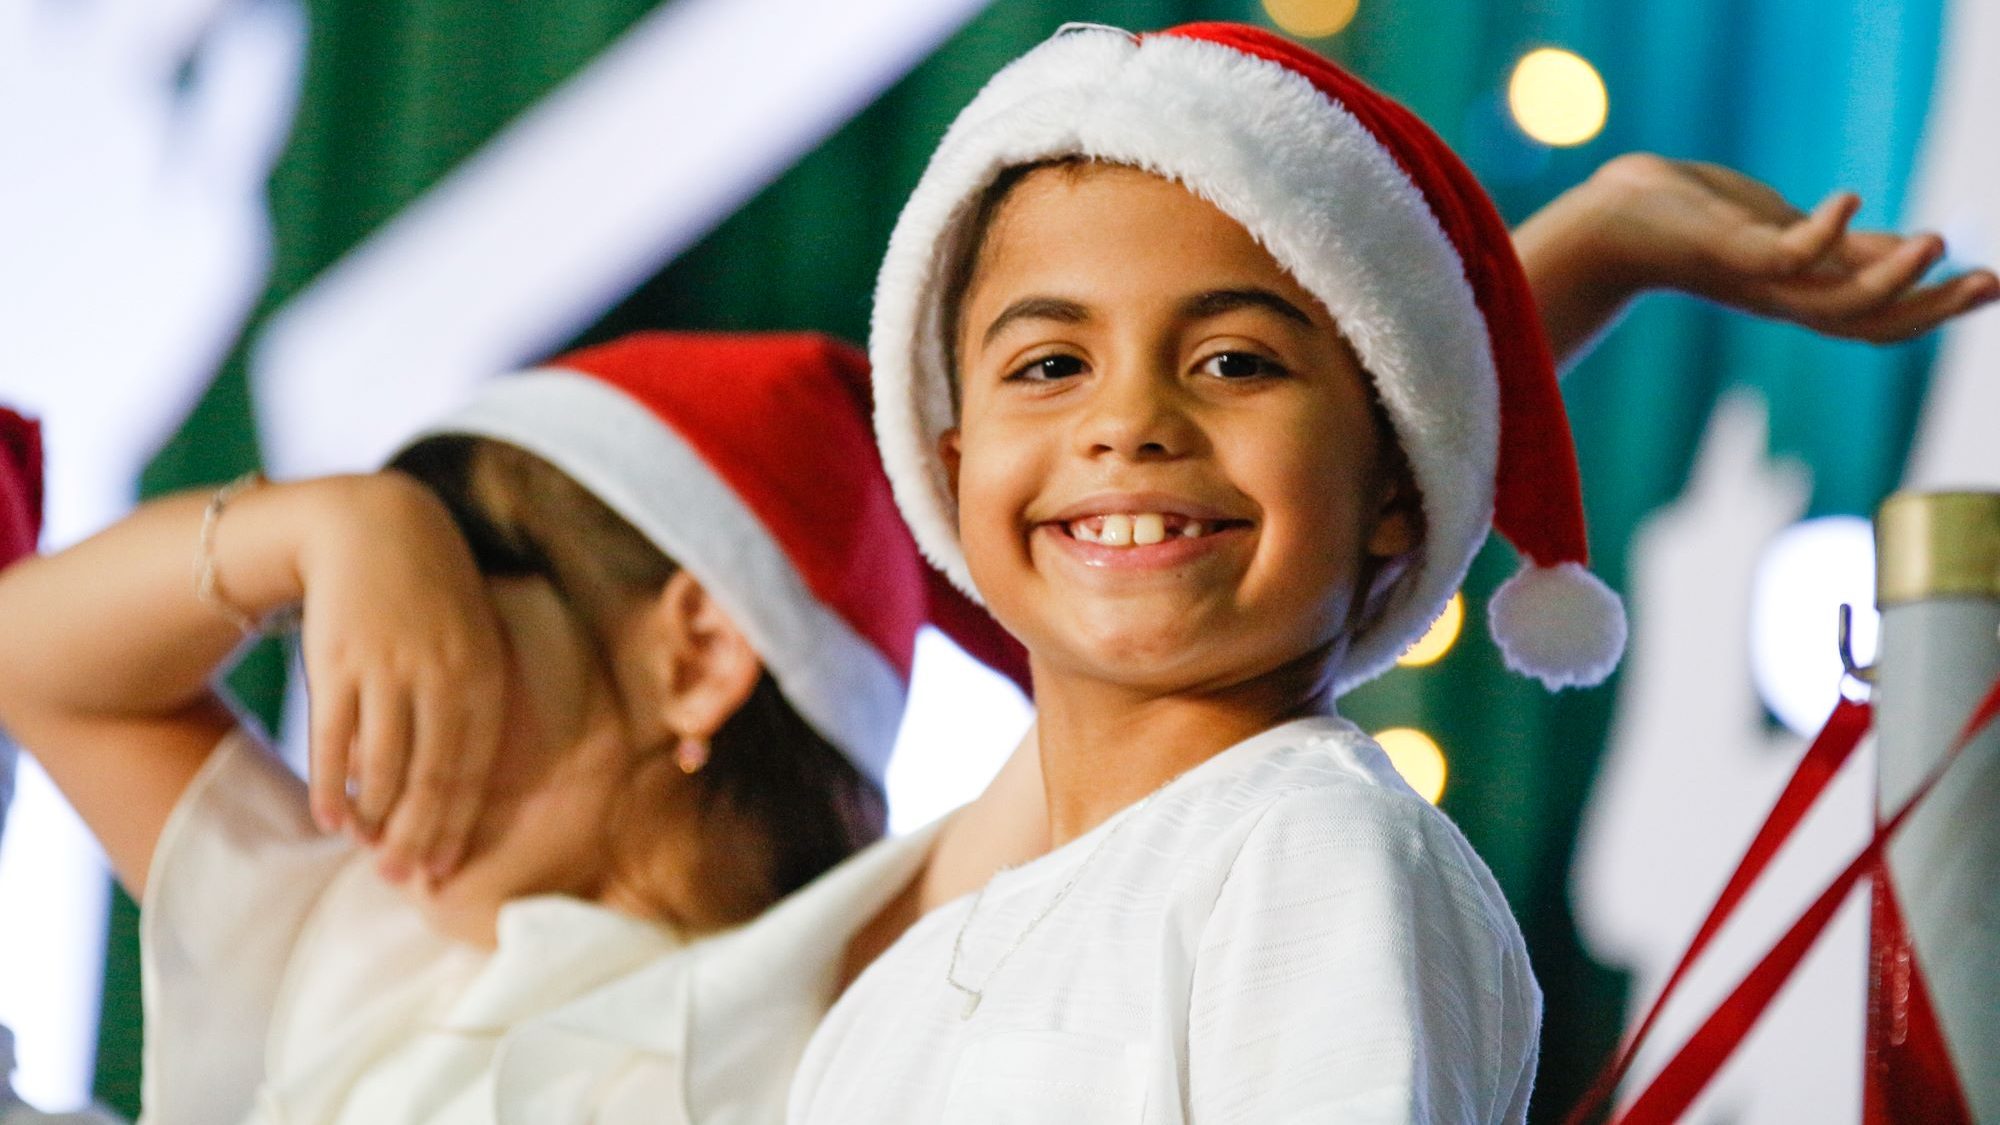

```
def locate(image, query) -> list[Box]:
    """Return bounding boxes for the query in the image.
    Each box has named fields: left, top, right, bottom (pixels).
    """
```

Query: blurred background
left=0, top=0, right=1994, bottom=1120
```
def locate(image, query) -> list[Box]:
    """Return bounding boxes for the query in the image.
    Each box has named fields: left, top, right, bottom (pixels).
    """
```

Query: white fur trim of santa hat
left=408, top=370, right=908, bottom=782
left=871, top=25, right=1503, bottom=694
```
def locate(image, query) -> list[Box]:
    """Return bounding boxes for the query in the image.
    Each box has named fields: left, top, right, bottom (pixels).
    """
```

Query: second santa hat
left=871, top=21, right=1626, bottom=691
left=410, top=332, right=1027, bottom=782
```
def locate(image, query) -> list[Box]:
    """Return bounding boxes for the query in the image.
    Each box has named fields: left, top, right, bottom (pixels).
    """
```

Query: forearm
left=1514, top=169, right=1639, bottom=372
left=1514, top=177, right=1634, bottom=370
left=0, top=481, right=316, bottom=730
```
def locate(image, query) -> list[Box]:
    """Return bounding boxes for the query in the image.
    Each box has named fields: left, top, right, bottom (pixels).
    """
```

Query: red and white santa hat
left=408, top=332, right=1028, bottom=782
left=871, top=21, right=1625, bottom=691
left=0, top=406, right=41, bottom=569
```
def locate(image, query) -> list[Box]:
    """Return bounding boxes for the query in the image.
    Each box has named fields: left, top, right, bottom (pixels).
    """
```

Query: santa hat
left=408, top=332, right=1028, bottom=782
left=870, top=21, right=1625, bottom=692
left=0, top=406, right=41, bottom=569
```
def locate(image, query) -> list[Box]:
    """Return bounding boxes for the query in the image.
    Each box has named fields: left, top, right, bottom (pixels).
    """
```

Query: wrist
left=288, top=471, right=455, bottom=587
left=203, top=477, right=319, bottom=623
left=1527, top=172, right=1643, bottom=297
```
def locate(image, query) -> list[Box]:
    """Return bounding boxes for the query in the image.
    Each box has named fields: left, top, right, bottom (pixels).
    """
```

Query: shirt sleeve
left=1183, top=783, right=1541, bottom=1125
left=138, top=730, right=353, bottom=1125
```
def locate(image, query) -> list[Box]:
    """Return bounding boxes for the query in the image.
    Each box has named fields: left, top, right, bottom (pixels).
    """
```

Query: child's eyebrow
left=980, top=295, right=1091, bottom=347
left=1179, top=288, right=1315, bottom=327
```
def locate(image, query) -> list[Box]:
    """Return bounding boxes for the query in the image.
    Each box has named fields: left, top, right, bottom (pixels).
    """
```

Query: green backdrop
left=110, top=0, right=1946, bottom=1118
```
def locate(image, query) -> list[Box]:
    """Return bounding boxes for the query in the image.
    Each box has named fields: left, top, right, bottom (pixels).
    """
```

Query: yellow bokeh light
left=1263, top=0, right=1360, bottom=39
left=1507, top=47, right=1608, bottom=147
left=1374, top=727, right=1448, bottom=805
left=1397, top=591, right=1465, bottom=667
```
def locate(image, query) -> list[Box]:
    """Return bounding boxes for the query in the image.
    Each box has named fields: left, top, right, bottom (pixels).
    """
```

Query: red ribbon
left=1864, top=863, right=1974, bottom=1125
left=1568, top=671, right=2000, bottom=1124
left=1564, top=698, right=1874, bottom=1125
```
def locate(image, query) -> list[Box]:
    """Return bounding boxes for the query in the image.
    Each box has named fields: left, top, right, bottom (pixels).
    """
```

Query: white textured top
left=788, top=715, right=1541, bottom=1124
left=138, top=732, right=685, bottom=1125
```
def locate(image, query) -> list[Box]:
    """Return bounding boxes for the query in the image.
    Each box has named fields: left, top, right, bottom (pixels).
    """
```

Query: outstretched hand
left=1589, top=154, right=1999, bottom=343
left=1518, top=154, right=2000, bottom=364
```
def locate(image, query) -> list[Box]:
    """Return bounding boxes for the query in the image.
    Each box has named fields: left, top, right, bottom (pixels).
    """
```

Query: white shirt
left=140, top=732, right=688, bottom=1125
left=138, top=730, right=945, bottom=1125
left=788, top=716, right=1541, bottom=1125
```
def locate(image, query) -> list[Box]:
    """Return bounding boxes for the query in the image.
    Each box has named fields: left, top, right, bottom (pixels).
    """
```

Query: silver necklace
left=943, top=787, right=1166, bottom=1019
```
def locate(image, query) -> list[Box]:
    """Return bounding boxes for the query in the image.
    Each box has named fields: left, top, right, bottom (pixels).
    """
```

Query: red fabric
left=552, top=333, right=1028, bottom=693
left=1156, top=24, right=1587, bottom=570
left=1865, top=865, right=1975, bottom=1125
left=0, top=405, right=42, bottom=568
left=1589, top=672, right=2000, bottom=1124
left=1566, top=698, right=1875, bottom=1124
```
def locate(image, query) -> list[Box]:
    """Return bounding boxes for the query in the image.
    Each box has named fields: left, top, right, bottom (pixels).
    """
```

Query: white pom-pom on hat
left=1488, top=562, right=1628, bottom=690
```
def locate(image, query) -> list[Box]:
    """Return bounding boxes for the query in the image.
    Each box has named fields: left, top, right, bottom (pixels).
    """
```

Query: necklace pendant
left=959, top=991, right=982, bottom=1020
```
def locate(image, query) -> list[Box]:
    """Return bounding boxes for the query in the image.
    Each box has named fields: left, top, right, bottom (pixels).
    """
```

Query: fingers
left=1839, top=270, right=2000, bottom=344
left=434, top=673, right=506, bottom=877
left=307, top=680, right=356, bottom=832
left=349, top=683, right=412, bottom=844
left=1764, top=191, right=1858, bottom=276
left=372, top=676, right=478, bottom=884
left=1808, top=231, right=1946, bottom=321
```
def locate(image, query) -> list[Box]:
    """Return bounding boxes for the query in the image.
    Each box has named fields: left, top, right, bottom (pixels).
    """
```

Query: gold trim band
left=1876, top=491, right=2000, bottom=606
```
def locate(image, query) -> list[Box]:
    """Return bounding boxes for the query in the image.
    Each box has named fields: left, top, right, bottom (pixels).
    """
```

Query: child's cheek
left=952, top=418, right=1053, bottom=619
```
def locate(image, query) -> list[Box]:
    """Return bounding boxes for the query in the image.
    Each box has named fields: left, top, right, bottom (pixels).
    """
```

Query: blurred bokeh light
left=1398, top=591, right=1465, bottom=667
left=1507, top=47, right=1608, bottom=146
left=1262, top=0, right=1360, bottom=39
left=1374, top=726, right=1448, bottom=804
left=1750, top=515, right=1877, bottom=736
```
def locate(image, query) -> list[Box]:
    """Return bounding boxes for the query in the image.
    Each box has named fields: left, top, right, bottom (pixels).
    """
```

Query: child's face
left=946, top=163, right=1415, bottom=698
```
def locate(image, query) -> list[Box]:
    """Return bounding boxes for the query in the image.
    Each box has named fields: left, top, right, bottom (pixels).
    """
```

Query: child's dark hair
left=391, top=435, right=887, bottom=929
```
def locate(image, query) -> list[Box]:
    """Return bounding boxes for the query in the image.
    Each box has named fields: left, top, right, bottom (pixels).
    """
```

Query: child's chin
left=1063, top=634, right=1220, bottom=689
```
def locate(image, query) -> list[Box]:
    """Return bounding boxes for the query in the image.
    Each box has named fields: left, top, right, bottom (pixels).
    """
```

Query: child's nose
left=1073, top=364, right=1196, bottom=461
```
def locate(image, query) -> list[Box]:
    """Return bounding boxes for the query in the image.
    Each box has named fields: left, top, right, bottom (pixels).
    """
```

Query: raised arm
left=0, top=473, right=504, bottom=893
left=1516, top=153, right=2000, bottom=367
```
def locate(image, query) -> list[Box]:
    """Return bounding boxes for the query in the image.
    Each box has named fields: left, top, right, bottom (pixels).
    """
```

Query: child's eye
left=1196, top=352, right=1286, bottom=380
left=1006, top=354, right=1087, bottom=382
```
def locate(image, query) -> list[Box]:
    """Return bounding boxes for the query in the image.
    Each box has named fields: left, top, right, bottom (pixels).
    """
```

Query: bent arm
left=0, top=476, right=375, bottom=893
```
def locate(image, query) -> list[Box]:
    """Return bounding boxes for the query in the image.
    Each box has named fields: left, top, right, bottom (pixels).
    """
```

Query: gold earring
left=674, top=736, right=711, bottom=775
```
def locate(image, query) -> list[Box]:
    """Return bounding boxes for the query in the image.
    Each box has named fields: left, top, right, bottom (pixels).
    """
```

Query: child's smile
left=945, top=162, right=1419, bottom=699
left=1038, top=493, right=1253, bottom=569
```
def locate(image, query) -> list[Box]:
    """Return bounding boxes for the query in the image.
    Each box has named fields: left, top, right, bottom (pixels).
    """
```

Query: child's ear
left=633, top=570, right=762, bottom=743
left=938, top=427, right=964, bottom=495
left=1364, top=463, right=1422, bottom=561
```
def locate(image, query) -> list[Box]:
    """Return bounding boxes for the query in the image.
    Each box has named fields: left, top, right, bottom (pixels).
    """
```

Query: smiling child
left=791, top=23, right=1731, bottom=1122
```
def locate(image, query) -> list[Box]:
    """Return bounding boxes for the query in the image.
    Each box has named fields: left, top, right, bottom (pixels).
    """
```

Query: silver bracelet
left=194, top=471, right=266, bottom=634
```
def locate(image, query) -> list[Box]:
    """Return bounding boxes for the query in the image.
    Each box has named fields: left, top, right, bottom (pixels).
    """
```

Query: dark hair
left=391, top=435, right=886, bottom=929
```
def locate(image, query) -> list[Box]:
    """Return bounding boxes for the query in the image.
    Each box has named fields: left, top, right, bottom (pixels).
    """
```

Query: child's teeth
left=1068, top=512, right=1220, bottom=546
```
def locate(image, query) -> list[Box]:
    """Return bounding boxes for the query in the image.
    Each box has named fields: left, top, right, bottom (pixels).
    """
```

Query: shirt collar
left=438, top=895, right=682, bottom=1034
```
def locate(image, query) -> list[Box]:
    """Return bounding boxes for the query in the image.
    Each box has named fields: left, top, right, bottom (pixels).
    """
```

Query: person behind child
left=770, top=23, right=2000, bottom=1123
left=0, top=333, right=1027, bottom=1125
